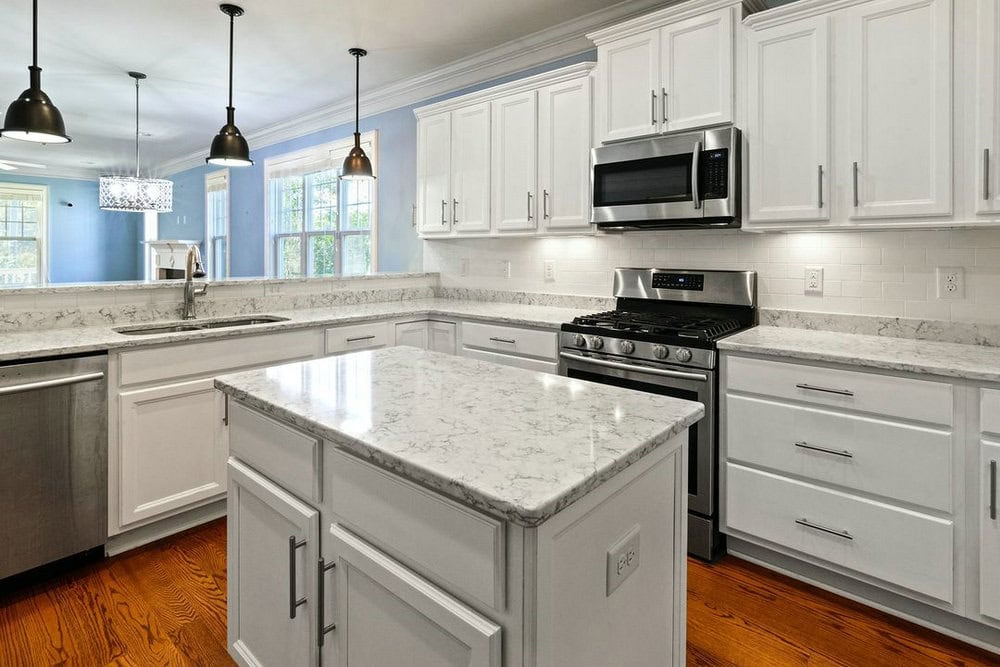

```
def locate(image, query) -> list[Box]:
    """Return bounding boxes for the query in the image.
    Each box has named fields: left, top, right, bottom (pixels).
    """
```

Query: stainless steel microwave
left=591, top=126, right=741, bottom=230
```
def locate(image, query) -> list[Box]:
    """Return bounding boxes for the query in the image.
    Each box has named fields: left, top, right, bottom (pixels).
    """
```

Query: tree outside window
left=0, top=185, right=46, bottom=287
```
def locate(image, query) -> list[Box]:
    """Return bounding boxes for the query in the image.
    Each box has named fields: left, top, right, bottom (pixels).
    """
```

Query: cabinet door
left=119, top=378, right=226, bottom=526
left=661, top=8, right=734, bottom=132
left=981, top=440, right=1000, bottom=622
left=975, top=0, right=1000, bottom=215
left=746, top=17, right=831, bottom=223
left=596, top=30, right=660, bottom=143
left=845, top=0, right=952, bottom=219
left=451, top=103, right=492, bottom=233
left=491, top=91, right=538, bottom=231
left=417, top=113, right=453, bottom=234
left=428, top=321, right=457, bottom=355
left=395, top=321, right=429, bottom=349
left=228, top=459, right=320, bottom=667
left=322, top=523, right=502, bottom=667
left=538, top=76, right=593, bottom=231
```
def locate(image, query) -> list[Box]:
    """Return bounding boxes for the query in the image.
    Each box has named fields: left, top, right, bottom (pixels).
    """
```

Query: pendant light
left=0, top=0, right=70, bottom=144
left=207, top=4, right=252, bottom=166
left=341, top=48, right=374, bottom=181
left=99, top=72, right=173, bottom=213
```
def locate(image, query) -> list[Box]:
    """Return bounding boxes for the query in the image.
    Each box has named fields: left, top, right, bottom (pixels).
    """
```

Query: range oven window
left=593, top=154, right=693, bottom=207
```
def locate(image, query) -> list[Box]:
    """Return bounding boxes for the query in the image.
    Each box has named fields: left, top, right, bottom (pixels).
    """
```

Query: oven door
left=558, top=351, right=716, bottom=518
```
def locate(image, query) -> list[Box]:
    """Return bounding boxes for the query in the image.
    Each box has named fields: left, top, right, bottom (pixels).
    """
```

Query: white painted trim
left=587, top=0, right=763, bottom=44
left=205, top=169, right=230, bottom=280
left=158, top=0, right=671, bottom=177
left=744, top=0, right=881, bottom=29
left=0, top=182, right=48, bottom=285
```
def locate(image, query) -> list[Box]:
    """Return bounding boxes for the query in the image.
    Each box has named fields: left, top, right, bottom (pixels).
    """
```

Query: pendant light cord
left=228, top=11, right=235, bottom=109
left=134, top=77, right=140, bottom=177
left=354, top=52, right=360, bottom=134
left=32, top=0, right=38, bottom=68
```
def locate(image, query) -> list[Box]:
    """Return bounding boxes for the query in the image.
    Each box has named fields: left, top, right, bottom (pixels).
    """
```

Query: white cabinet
left=395, top=320, right=430, bottom=349
left=660, top=8, right=734, bottom=132
left=428, top=321, right=457, bottom=355
left=537, top=76, right=592, bottom=230
left=980, top=440, right=1000, bottom=622
left=492, top=91, right=538, bottom=232
left=326, top=321, right=391, bottom=355
left=451, top=103, right=492, bottom=233
left=845, top=0, right=952, bottom=219
left=417, top=113, right=454, bottom=234
left=322, top=523, right=503, bottom=667
left=746, top=16, right=831, bottom=223
left=596, top=30, right=660, bottom=142
left=228, top=459, right=320, bottom=667
left=974, top=0, right=1000, bottom=215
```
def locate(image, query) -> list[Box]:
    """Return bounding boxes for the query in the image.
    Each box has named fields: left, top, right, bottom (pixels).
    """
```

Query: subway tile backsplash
left=423, top=229, right=1000, bottom=322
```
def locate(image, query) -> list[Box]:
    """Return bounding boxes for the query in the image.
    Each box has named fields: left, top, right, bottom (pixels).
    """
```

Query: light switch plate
left=460, top=258, right=470, bottom=277
left=606, top=524, right=640, bottom=596
left=805, top=266, right=824, bottom=296
left=543, top=260, right=556, bottom=282
left=500, top=260, right=511, bottom=279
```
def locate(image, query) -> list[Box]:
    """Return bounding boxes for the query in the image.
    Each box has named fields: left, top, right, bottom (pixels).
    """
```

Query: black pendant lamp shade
left=207, top=4, right=252, bottom=166
left=342, top=48, right=374, bottom=181
left=1, top=0, right=70, bottom=144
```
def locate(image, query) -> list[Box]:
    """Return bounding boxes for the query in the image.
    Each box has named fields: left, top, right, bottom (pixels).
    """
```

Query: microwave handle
left=691, top=141, right=702, bottom=210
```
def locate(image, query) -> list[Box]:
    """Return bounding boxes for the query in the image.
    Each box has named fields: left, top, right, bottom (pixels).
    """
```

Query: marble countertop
left=719, top=325, right=1000, bottom=383
left=0, top=298, right=586, bottom=364
left=215, top=347, right=704, bottom=526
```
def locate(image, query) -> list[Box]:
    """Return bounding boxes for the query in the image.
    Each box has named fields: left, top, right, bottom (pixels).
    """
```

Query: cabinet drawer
left=325, top=447, right=506, bottom=611
left=461, top=346, right=558, bottom=374
left=726, top=463, right=953, bottom=603
left=982, top=389, right=1000, bottom=435
left=229, top=401, right=322, bottom=504
left=462, top=321, right=557, bottom=361
left=325, top=321, right=390, bottom=354
left=726, top=355, right=953, bottom=425
left=119, top=328, right=322, bottom=386
left=727, top=394, right=952, bottom=512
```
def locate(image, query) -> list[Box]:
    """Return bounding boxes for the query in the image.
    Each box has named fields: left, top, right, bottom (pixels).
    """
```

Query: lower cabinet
left=395, top=320, right=430, bottom=349
left=981, top=440, right=1000, bottom=623
left=460, top=321, right=558, bottom=374
left=394, top=320, right=458, bottom=354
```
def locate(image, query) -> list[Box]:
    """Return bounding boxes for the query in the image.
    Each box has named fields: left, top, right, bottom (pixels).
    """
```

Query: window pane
left=0, top=239, right=38, bottom=286
left=345, top=205, right=370, bottom=230
left=307, top=170, right=337, bottom=232
left=276, top=236, right=302, bottom=278
left=341, top=234, right=371, bottom=276
left=212, top=237, right=227, bottom=280
left=308, top=234, right=336, bottom=276
left=272, top=177, right=304, bottom=233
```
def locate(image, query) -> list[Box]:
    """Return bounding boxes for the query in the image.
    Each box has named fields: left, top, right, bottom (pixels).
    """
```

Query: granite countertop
left=718, top=325, right=1000, bottom=383
left=0, top=298, right=587, bottom=364
left=215, top=347, right=704, bottom=526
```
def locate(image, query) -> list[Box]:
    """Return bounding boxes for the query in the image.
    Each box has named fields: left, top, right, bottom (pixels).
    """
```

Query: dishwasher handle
left=0, top=371, right=105, bottom=396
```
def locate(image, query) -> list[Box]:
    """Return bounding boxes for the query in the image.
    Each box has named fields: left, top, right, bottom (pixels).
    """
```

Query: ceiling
left=0, top=0, right=797, bottom=179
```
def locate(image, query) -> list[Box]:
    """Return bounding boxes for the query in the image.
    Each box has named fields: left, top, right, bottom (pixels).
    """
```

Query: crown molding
left=0, top=165, right=101, bottom=182
left=158, top=0, right=667, bottom=177
left=587, top=0, right=766, bottom=45
left=744, top=0, right=871, bottom=29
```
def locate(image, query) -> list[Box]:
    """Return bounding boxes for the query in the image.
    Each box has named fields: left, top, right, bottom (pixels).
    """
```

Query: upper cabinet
left=589, top=1, right=752, bottom=144
left=975, top=0, right=1000, bottom=216
left=415, top=62, right=594, bottom=238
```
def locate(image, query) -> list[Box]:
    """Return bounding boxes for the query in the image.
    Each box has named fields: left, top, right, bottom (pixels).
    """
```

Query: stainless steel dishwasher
left=0, top=353, right=108, bottom=580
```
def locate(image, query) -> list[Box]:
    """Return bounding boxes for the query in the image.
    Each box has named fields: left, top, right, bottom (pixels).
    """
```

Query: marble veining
left=215, top=347, right=703, bottom=526
left=719, top=325, right=1000, bottom=384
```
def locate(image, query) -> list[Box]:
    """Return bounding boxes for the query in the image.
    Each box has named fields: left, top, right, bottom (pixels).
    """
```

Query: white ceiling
left=0, top=0, right=794, bottom=179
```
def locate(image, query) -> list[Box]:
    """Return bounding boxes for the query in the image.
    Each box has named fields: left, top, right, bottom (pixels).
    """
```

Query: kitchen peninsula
left=215, top=347, right=703, bottom=667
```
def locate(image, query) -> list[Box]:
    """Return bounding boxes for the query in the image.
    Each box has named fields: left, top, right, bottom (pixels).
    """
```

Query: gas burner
left=571, top=310, right=744, bottom=342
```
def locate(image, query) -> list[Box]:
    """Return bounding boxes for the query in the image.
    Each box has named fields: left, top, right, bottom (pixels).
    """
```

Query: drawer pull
left=991, top=460, right=997, bottom=521
left=489, top=337, right=516, bottom=345
left=345, top=335, right=377, bottom=343
left=794, top=441, right=853, bottom=459
left=795, top=383, right=855, bottom=397
left=317, top=558, right=337, bottom=646
left=288, top=536, right=307, bottom=619
left=795, top=518, right=853, bottom=541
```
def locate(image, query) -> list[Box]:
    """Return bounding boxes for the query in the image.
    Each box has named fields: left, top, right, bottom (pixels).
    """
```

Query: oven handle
left=559, top=351, right=708, bottom=382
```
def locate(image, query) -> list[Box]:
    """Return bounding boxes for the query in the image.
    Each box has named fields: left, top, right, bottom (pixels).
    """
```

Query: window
left=0, top=184, right=46, bottom=286
left=205, top=170, right=229, bottom=280
left=265, top=133, right=377, bottom=278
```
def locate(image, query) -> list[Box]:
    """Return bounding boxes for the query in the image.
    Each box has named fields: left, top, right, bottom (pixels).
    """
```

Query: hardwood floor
left=0, top=519, right=996, bottom=666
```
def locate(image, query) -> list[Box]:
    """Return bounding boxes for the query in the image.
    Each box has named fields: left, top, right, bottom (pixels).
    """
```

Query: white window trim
left=205, top=169, right=230, bottom=280
left=263, top=130, right=378, bottom=277
left=0, top=182, right=48, bottom=286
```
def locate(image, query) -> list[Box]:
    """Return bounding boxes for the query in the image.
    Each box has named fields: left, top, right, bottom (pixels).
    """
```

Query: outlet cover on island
left=543, top=259, right=556, bottom=282
left=936, top=267, right=965, bottom=299
left=607, top=524, right=640, bottom=596
left=805, top=266, right=824, bottom=296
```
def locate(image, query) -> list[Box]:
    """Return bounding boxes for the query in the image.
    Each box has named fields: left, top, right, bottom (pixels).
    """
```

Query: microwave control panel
left=700, top=148, right=729, bottom=200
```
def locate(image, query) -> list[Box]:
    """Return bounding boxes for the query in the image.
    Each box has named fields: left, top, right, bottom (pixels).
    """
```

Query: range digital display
left=652, top=273, right=704, bottom=291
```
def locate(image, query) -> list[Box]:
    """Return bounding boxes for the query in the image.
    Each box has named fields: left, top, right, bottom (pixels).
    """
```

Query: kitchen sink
left=114, top=315, right=289, bottom=336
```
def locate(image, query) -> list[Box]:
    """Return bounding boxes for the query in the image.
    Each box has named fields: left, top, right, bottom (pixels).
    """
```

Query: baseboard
left=105, top=500, right=227, bottom=557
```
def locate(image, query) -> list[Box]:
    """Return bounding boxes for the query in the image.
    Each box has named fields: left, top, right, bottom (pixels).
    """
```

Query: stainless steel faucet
left=182, top=246, right=208, bottom=320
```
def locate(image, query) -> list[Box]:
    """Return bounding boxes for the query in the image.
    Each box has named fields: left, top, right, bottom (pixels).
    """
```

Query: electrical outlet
left=936, top=267, right=965, bottom=299
left=500, top=260, right=511, bottom=279
left=543, top=259, right=556, bottom=282
left=804, top=266, right=824, bottom=296
left=460, top=258, right=470, bottom=277
left=606, top=525, right=640, bottom=596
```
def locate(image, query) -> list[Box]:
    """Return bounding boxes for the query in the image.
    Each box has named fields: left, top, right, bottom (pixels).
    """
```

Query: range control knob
left=590, top=336, right=604, bottom=350
left=675, top=348, right=693, bottom=363
left=574, top=334, right=587, bottom=347
left=652, top=344, right=669, bottom=360
left=619, top=340, right=636, bottom=355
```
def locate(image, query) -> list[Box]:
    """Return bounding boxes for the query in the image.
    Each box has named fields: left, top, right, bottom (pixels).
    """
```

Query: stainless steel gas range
left=558, top=268, right=757, bottom=561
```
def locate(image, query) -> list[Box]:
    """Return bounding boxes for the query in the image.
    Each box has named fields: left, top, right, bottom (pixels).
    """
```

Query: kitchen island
left=215, top=347, right=703, bottom=667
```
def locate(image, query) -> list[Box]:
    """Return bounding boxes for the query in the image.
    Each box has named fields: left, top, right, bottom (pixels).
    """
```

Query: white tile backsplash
left=423, top=229, right=1000, bottom=321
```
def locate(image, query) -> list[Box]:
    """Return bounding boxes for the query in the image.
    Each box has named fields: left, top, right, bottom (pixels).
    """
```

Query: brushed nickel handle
left=985, top=149, right=991, bottom=201
left=662, top=88, right=668, bottom=124
left=222, top=396, right=229, bottom=426
left=795, top=441, right=853, bottom=459
left=991, top=460, right=997, bottom=521
left=527, top=192, right=534, bottom=221
left=796, top=518, right=853, bottom=540
left=441, top=200, right=447, bottom=225
left=691, top=141, right=702, bottom=210
left=817, top=165, right=824, bottom=209
left=453, top=198, right=459, bottom=224
left=543, top=190, right=550, bottom=219
left=852, top=161, right=860, bottom=207
left=317, top=558, right=337, bottom=646
left=559, top=351, right=709, bottom=382
left=288, top=536, right=307, bottom=619
left=796, top=383, right=854, bottom=397
left=0, top=371, right=104, bottom=396
left=651, top=90, right=657, bottom=126
left=490, top=336, right=516, bottom=344
left=345, top=335, right=376, bottom=343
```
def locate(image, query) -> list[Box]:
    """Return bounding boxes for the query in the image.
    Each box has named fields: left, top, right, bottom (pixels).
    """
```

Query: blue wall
left=166, top=49, right=598, bottom=277
left=0, top=173, right=143, bottom=283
